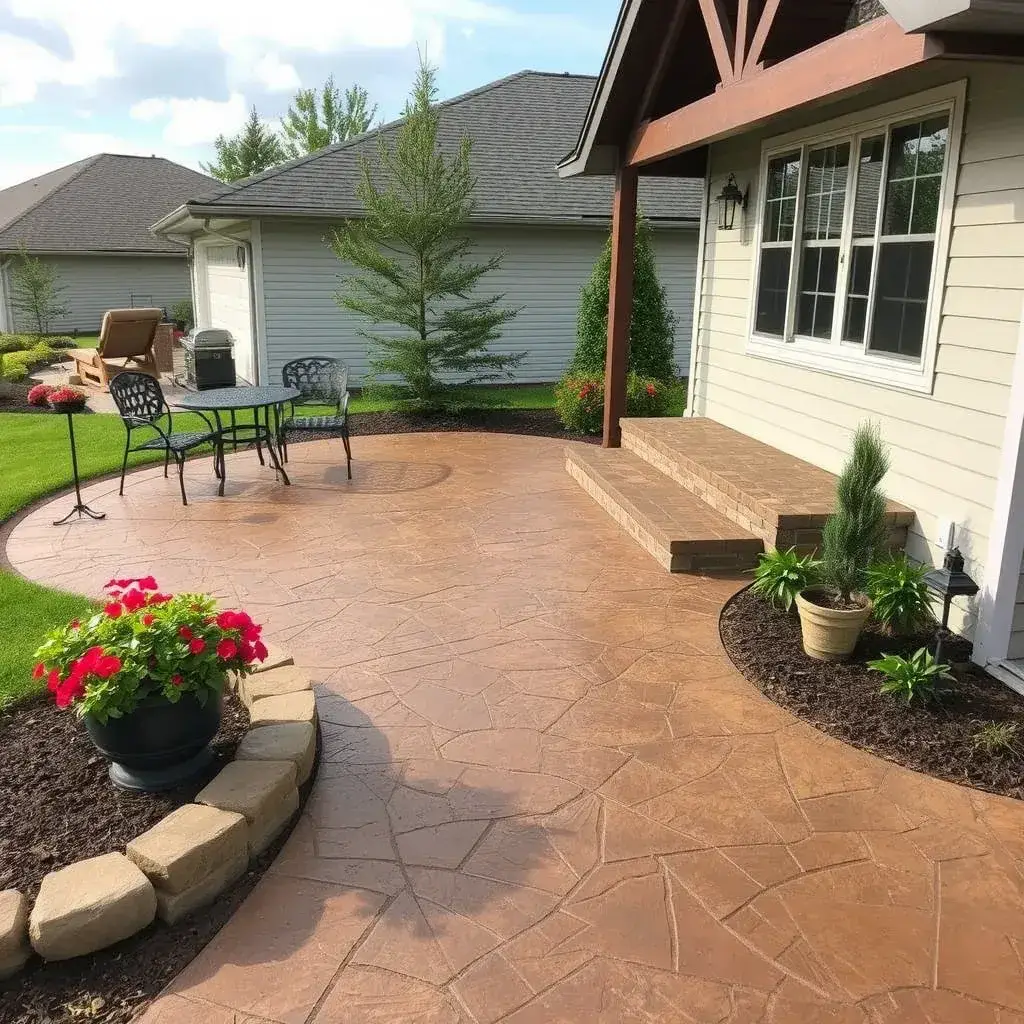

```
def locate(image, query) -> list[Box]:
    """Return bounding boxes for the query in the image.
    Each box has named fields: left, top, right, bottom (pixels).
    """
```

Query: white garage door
left=204, top=245, right=255, bottom=385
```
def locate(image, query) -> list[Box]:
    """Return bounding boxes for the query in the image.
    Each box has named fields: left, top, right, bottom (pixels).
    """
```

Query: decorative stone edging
left=0, top=643, right=318, bottom=976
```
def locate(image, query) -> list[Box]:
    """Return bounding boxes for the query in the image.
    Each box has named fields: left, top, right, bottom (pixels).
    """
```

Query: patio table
left=174, top=385, right=299, bottom=496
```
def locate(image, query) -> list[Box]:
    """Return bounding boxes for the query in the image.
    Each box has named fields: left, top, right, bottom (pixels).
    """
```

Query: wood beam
left=603, top=166, right=638, bottom=449
left=743, top=0, right=780, bottom=73
left=629, top=17, right=942, bottom=166
left=734, top=0, right=760, bottom=76
left=636, top=0, right=693, bottom=124
left=698, top=0, right=737, bottom=83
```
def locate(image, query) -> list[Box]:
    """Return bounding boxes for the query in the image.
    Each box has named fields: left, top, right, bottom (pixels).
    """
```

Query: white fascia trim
left=972, top=293, right=1024, bottom=668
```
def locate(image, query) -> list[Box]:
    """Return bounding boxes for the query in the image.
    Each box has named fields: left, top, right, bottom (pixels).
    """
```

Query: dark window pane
left=849, top=246, right=873, bottom=295
left=756, top=248, right=792, bottom=336
left=818, top=246, right=839, bottom=289
left=812, top=296, right=835, bottom=339
left=797, top=246, right=839, bottom=338
left=884, top=180, right=914, bottom=235
left=852, top=135, right=885, bottom=238
left=911, top=175, right=941, bottom=234
left=868, top=240, right=934, bottom=357
left=844, top=296, right=868, bottom=342
left=797, top=294, right=815, bottom=336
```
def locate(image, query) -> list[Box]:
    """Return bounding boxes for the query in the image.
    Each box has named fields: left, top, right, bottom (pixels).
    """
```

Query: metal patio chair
left=109, top=371, right=222, bottom=506
left=279, top=357, right=352, bottom=479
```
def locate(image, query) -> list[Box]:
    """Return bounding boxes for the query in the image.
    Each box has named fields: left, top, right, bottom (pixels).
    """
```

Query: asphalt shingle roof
left=182, top=72, right=702, bottom=225
left=0, top=154, right=217, bottom=254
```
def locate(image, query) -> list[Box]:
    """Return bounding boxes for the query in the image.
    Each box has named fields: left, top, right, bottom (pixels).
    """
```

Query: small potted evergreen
left=796, top=423, right=890, bottom=661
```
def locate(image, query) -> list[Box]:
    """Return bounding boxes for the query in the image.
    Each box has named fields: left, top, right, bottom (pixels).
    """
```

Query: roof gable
left=0, top=154, right=218, bottom=255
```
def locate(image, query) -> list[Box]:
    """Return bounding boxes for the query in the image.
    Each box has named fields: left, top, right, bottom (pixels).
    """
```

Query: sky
left=0, top=0, right=619, bottom=189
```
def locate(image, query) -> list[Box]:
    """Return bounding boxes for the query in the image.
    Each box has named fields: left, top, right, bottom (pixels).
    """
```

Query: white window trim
left=744, top=80, right=967, bottom=395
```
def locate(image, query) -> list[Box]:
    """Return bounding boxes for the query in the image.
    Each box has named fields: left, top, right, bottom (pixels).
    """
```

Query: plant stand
left=53, top=409, right=106, bottom=526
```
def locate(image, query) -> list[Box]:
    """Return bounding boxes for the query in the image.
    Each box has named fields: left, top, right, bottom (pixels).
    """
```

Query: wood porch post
left=603, top=164, right=638, bottom=448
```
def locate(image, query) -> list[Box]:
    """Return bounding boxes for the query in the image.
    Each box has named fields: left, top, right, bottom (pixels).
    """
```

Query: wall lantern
left=923, top=547, right=979, bottom=662
left=715, top=174, right=748, bottom=231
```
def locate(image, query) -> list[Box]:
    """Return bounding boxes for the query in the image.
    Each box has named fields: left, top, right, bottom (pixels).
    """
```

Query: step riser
left=621, top=425, right=908, bottom=555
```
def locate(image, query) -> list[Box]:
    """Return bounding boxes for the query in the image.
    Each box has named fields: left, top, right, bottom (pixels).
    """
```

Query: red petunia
left=32, top=662, right=46, bottom=679
left=47, top=668, right=61, bottom=693
left=239, top=641, right=256, bottom=663
left=253, top=640, right=268, bottom=662
left=215, top=611, right=237, bottom=630
left=242, top=624, right=262, bottom=643
left=55, top=675, right=85, bottom=709
left=178, top=625, right=193, bottom=641
left=216, top=638, right=238, bottom=660
left=141, top=613, right=155, bottom=626
left=147, top=593, right=172, bottom=605
left=121, top=589, right=147, bottom=612
left=189, top=637, right=206, bottom=655
left=105, top=578, right=132, bottom=589
left=96, top=654, right=121, bottom=679
left=104, top=602, right=123, bottom=618
left=171, top=673, right=183, bottom=687
left=136, top=576, right=159, bottom=591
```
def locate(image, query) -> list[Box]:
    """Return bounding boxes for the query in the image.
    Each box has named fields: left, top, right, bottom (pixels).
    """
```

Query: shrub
left=47, top=335, right=77, bottom=349
left=570, top=218, right=677, bottom=383
left=27, top=383, right=55, bottom=406
left=0, top=334, right=34, bottom=354
left=751, top=547, right=822, bottom=612
left=868, top=646, right=953, bottom=704
left=972, top=721, right=1020, bottom=756
left=1, top=342, right=56, bottom=381
left=48, top=385, right=87, bottom=411
left=867, top=554, right=934, bottom=634
left=171, top=298, right=194, bottom=331
left=821, top=423, right=890, bottom=602
left=9, top=246, right=69, bottom=337
left=554, top=372, right=677, bottom=434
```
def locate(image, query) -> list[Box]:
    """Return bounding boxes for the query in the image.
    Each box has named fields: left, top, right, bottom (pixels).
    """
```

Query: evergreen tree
left=281, top=77, right=376, bottom=158
left=569, top=218, right=677, bottom=381
left=330, top=57, right=521, bottom=409
left=202, top=107, right=285, bottom=182
left=10, top=245, right=68, bottom=337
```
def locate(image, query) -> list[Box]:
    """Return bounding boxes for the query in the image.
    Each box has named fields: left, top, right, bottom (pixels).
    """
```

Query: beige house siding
left=690, top=62, right=1024, bottom=639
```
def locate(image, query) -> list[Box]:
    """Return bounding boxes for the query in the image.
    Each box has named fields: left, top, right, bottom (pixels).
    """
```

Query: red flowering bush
left=554, top=372, right=677, bottom=434
left=33, top=577, right=267, bottom=723
left=27, top=383, right=56, bottom=407
left=47, top=385, right=87, bottom=411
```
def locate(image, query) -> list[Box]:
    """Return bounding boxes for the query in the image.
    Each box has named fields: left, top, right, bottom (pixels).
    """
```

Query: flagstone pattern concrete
left=7, top=432, right=1024, bottom=1023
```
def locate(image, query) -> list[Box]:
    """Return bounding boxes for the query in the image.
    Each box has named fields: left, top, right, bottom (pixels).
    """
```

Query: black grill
left=183, top=329, right=236, bottom=390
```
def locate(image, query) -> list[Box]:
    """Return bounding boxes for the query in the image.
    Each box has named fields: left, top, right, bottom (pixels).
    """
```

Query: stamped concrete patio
left=7, top=432, right=1024, bottom=1023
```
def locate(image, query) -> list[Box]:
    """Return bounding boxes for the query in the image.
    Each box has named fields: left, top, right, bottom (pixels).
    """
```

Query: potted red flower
left=27, top=383, right=56, bottom=407
left=47, top=385, right=88, bottom=413
left=33, top=577, right=267, bottom=791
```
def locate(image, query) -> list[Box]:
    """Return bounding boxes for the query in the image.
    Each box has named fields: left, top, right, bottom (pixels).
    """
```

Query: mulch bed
left=350, top=407, right=598, bottom=442
left=0, top=692, right=313, bottom=1024
left=720, top=587, right=1024, bottom=800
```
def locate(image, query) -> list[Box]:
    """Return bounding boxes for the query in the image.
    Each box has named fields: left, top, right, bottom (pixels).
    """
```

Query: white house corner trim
left=973, top=295, right=1024, bottom=668
left=250, top=219, right=269, bottom=386
left=686, top=153, right=711, bottom=418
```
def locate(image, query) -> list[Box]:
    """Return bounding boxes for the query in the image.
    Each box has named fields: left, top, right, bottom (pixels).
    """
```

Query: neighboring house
left=0, top=154, right=217, bottom=334
left=151, top=72, right=702, bottom=389
left=559, top=0, right=1024, bottom=678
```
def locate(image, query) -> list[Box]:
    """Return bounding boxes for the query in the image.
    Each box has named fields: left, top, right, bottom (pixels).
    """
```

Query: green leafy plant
left=331, top=56, right=522, bottom=411
left=868, top=646, right=953, bottom=704
left=821, top=423, right=890, bottom=602
left=9, top=246, right=69, bottom=338
left=202, top=106, right=285, bottom=182
left=972, top=721, right=1020, bottom=756
left=867, top=554, right=934, bottom=634
left=33, top=576, right=268, bottom=724
left=170, top=298, right=194, bottom=331
left=569, top=218, right=677, bottom=383
left=0, top=334, right=35, bottom=353
left=751, top=547, right=822, bottom=612
left=281, top=76, right=376, bottom=158
left=554, top=372, right=679, bottom=434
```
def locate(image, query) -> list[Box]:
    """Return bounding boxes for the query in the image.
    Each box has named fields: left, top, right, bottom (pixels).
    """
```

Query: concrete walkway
left=8, top=433, right=1024, bottom=1023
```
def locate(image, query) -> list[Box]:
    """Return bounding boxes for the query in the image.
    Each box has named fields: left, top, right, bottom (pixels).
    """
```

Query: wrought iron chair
left=108, top=371, right=222, bottom=506
left=279, top=357, right=352, bottom=478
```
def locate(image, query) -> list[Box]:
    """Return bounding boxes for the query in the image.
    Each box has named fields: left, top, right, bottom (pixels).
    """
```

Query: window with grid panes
left=751, top=109, right=951, bottom=365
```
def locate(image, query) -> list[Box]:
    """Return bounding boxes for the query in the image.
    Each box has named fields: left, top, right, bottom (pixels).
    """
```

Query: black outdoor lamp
left=715, top=174, right=748, bottom=230
left=923, top=547, right=979, bottom=663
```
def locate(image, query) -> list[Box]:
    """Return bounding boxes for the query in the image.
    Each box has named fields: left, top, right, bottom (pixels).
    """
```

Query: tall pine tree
left=569, top=217, right=677, bottom=382
left=281, top=78, right=376, bottom=158
left=330, top=58, right=521, bottom=409
left=202, top=107, right=285, bottom=182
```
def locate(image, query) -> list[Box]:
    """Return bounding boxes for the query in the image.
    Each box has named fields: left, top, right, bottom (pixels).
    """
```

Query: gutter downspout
left=202, top=220, right=261, bottom=386
left=0, top=257, right=12, bottom=333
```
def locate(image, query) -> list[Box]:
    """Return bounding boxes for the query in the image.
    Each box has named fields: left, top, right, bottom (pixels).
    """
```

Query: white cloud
left=129, top=92, right=249, bottom=146
left=252, top=54, right=302, bottom=93
left=0, top=31, right=116, bottom=106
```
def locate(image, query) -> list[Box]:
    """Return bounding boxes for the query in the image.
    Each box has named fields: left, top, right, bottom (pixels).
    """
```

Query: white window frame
left=745, top=81, right=967, bottom=395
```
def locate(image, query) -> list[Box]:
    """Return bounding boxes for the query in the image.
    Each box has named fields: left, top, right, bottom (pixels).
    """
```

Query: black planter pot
left=85, top=689, right=222, bottom=792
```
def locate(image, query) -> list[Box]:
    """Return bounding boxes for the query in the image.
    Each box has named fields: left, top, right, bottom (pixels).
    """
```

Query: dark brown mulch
left=350, top=407, right=599, bottom=442
left=720, top=587, right=1024, bottom=800
left=0, top=692, right=250, bottom=902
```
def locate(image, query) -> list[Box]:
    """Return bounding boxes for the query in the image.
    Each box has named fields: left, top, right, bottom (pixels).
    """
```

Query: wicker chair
left=109, top=371, right=221, bottom=505
left=279, top=357, right=352, bottom=478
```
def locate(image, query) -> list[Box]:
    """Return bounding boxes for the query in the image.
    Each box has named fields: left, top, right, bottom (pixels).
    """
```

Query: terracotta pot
left=795, top=586, right=872, bottom=662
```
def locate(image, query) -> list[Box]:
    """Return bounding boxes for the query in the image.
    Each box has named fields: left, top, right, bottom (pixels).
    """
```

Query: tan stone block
left=30, top=853, right=156, bottom=961
left=250, top=643, right=294, bottom=673
left=248, top=691, right=317, bottom=728
left=235, top=722, right=316, bottom=785
left=0, top=890, right=29, bottom=979
left=240, top=665, right=312, bottom=709
left=248, top=786, right=300, bottom=857
left=155, top=850, right=248, bottom=925
left=126, top=803, right=247, bottom=895
left=196, top=759, right=297, bottom=824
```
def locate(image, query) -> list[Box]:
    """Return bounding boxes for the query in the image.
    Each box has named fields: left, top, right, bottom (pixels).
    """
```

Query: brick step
left=565, top=445, right=764, bottom=573
left=620, top=417, right=913, bottom=554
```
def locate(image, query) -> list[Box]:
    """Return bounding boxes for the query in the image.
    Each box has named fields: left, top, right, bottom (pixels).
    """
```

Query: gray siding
left=11, top=255, right=190, bottom=333
left=257, top=220, right=697, bottom=385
